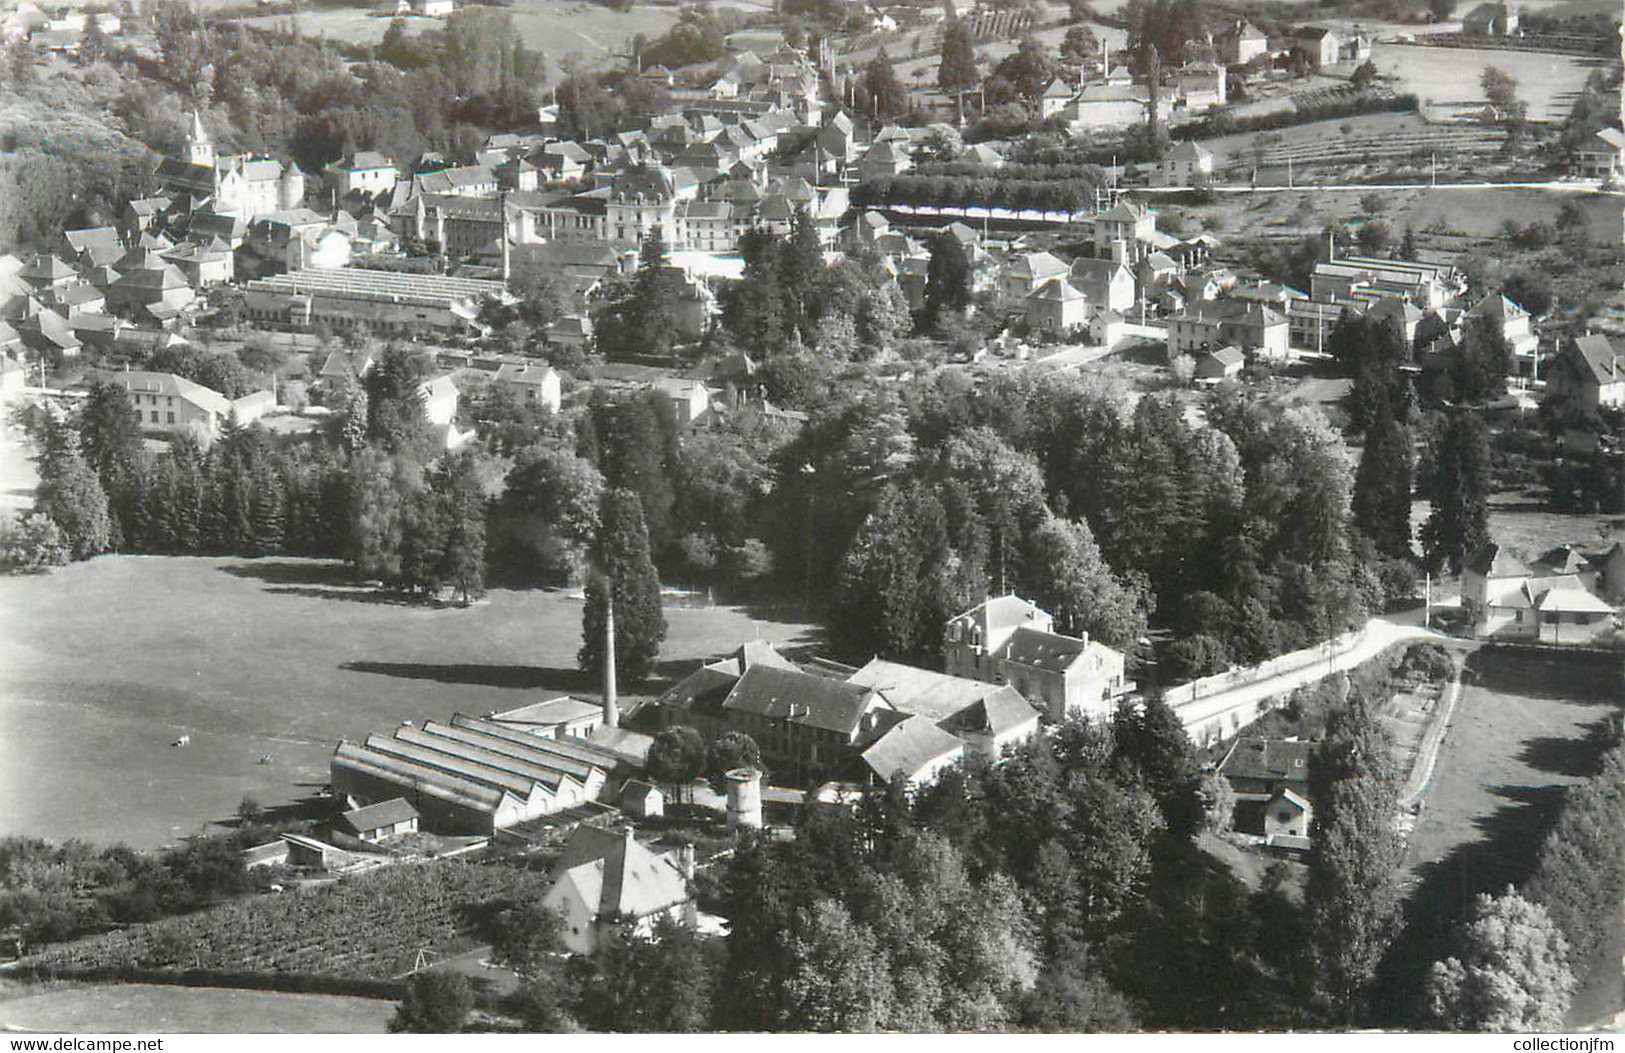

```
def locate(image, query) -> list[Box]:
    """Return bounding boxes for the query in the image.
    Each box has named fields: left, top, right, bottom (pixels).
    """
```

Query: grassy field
left=0, top=981, right=394, bottom=1033
left=1395, top=646, right=1623, bottom=1027
left=1198, top=185, right=1624, bottom=245
left=0, top=555, right=816, bottom=849
left=234, top=2, right=681, bottom=70
left=1370, top=42, right=1609, bottom=123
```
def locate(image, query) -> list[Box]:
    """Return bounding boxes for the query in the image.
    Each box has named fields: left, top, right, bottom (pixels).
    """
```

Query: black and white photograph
left=0, top=0, right=1620, bottom=1036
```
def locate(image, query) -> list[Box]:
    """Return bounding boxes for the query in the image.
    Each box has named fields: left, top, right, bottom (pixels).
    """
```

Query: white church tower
left=184, top=111, right=216, bottom=169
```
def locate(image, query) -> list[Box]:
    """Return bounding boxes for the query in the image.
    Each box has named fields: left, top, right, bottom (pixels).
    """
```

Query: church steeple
left=184, top=110, right=215, bottom=168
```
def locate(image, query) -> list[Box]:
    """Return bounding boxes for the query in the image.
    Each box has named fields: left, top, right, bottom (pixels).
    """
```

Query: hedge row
left=9, top=964, right=406, bottom=1001
left=851, top=172, right=1105, bottom=212
left=1187, top=91, right=1419, bottom=140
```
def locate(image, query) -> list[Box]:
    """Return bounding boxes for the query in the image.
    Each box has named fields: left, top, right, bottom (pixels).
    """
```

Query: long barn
left=329, top=711, right=631, bottom=834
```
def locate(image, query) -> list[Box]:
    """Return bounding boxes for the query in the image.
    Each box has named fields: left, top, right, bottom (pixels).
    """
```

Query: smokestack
left=499, top=188, right=511, bottom=286
left=603, top=579, right=619, bottom=728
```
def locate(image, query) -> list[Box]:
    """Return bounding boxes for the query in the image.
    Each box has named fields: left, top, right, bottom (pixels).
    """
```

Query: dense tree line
left=852, top=170, right=1104, bottom=213
left=0, top=832, right=270, bottom=954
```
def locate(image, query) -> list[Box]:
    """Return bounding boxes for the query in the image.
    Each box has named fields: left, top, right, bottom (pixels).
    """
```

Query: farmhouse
left=943, top=595, right=1131, bottom=722
left=1219, top=737, right=1313, bottom=848
left=1575, top=128, right=1625, bottom=179
left=1160, top=141, right=1214, bottom=187
left=1217, top=19, right=1269, bottom=65
left=1293, top=26, right=1339, bottom=71
left=542, top=826, right=695, bottom=955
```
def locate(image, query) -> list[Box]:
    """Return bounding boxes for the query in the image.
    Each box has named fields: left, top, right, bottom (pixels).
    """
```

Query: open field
left=233, top=2, right=681, bottom=70
left=0, top=981, right=393, bottom=1033
left=0, top=555, right=817, bottom=849
left=1393, top=646, right=1623, bottom=1026
left=1196, top=185, right=1624, bottom=244
left=1370, top=42, right=1608, bottom=123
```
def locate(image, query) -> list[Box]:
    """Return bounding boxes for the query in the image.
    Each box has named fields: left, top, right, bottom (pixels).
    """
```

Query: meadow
left=1396, top=646, right=1624, bottom=1027
left=0, top=981, right=394, bottom=1033
left=1370, top=42, right=1609, bottom=123
left=232, top=1, right=684, bottom=71
left=0, top=554, right=815, bottom=849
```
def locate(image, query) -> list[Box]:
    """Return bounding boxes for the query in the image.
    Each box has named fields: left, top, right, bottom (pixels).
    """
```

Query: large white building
left=944, top=595, right=1132, bottom=722
left=155, top=112, right=305, bottom=221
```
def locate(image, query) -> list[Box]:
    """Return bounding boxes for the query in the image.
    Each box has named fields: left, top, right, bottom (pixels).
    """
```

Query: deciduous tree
left=1426, top=888, right=1574, bottom=1031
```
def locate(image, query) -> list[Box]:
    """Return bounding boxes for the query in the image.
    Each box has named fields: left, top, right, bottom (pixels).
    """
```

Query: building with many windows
left=943, top=595, right=1132, bottom=722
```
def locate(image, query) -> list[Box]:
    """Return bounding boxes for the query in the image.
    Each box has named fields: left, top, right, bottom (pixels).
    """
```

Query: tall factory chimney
left=602, top=579, right=619, bottom=729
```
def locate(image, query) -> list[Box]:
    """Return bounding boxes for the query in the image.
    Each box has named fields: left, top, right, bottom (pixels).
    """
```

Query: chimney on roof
left=622, top=825, right=636, bottom=852
left=679, top=842, right=695, bottom=881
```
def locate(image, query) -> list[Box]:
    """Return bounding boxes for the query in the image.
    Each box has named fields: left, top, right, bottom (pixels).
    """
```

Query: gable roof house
left=542, top=827, right=694, bottom=954
left=335, top=798, right=419, bottom=843
left=1001, top=251, right=1071, bottom=304
left=1160, top=141, right=1214, bottom=187
left=1465, top=292, right=1538, bottom=362
left=101, top=369, right=232, bottom=440
left=1548, top=333, right=1625, bottom=412
left=1069, top=256, right=1137, bottom=314
left=1294, top=26, right=1339, bottom=70
left=1575, top=128, right=1624, bottom=179
left=1026, top=277, right=1090, bottom=333
left=1219, top=738, right=1313, bottom=848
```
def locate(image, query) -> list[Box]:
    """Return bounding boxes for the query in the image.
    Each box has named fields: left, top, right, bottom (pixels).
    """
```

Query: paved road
left=1171, top=610, right=1469, bottom=733
left=1141, top=180, right=1620, bottom=195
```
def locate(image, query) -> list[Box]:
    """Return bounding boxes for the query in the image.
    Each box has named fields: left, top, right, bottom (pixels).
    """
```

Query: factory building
left=329, top=707, right=642, bottom=834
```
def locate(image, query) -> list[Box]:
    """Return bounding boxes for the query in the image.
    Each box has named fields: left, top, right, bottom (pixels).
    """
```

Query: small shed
left=281, top=833, right=342, bottom=870
left=620, top=779, right=664, bottom=820
left=241, top=840, right=291, bottom=868
left=1195, top=345, right=1245, bottom=380
left=336, top=798, right=420, bottom=843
